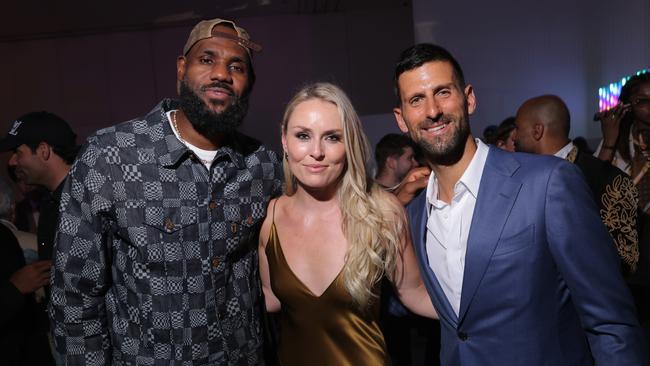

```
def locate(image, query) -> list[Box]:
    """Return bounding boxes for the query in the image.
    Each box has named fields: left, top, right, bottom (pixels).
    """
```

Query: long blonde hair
left=281, top=82, right=405, bottom=308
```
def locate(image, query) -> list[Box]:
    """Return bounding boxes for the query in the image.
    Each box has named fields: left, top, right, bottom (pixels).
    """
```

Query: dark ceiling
left=2, top=0, right=409, bottom=42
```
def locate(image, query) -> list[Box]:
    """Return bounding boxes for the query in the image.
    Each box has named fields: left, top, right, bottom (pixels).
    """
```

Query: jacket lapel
left=458, top=148, right=522, bottom=323
left=408, top=192, right=459, bottom=327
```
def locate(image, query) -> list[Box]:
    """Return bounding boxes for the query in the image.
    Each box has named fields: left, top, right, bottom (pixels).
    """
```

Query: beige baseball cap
left=183, top=18, right=262, bottom=57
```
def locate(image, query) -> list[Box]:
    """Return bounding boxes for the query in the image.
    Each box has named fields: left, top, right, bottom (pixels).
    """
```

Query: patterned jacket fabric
left=569, top=147, right=639, bottom=275
left=49, top=99, right=283, bottom=365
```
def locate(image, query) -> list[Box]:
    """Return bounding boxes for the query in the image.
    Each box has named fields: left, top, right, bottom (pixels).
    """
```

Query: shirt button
left=458, top=332, right=468, bottom=341
left=209, top=201, right=217, bottom=210
left=212, top=258, right=220, bottom=267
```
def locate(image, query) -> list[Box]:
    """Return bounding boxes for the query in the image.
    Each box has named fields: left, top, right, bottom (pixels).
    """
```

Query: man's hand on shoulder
left=395, top=166, right=431, bottom=206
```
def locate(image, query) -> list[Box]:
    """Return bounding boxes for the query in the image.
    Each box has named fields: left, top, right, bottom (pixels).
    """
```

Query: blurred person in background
left=0, top=110, right=78, bottom=365
left=0, top=177, right=53, bottom=365
left=514, top=94, right=639, bottom=276
left=375, top=133, right=420, bottom=191
left=596, top=72, right=650, bottom=345
left=494, top=116, right=516, bottom=152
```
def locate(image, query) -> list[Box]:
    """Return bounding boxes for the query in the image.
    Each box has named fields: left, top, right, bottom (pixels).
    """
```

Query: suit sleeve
left=545, top=161, right=647, bottom=364
left=48, top=138, right=114, bottom=365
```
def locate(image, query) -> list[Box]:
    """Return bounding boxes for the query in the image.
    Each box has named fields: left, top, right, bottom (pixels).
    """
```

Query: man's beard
left=416, top=113, right=470, bottom=166
left=179, top=79, right=249, bottom=140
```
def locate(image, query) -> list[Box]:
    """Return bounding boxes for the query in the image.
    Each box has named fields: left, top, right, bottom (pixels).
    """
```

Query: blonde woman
left=258, top=82, right=435, bottom=365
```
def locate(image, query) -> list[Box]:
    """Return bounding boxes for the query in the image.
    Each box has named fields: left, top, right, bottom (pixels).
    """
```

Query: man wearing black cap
left=0, top=110, right=77, bottom=365
left=0, top=111, right=78, bottom=263
left=49, top=18, right=282, bottom=365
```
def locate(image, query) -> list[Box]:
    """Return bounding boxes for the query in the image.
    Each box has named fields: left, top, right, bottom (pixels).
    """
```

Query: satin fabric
left=265, top=223, right=386, bottom=366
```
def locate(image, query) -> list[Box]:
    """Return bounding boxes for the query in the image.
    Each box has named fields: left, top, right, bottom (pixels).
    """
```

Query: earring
left=283, top=151, right=288, bottom=160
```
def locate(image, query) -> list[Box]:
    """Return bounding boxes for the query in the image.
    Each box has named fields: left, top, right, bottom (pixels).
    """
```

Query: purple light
left=598, top=69, right=650, bottom=111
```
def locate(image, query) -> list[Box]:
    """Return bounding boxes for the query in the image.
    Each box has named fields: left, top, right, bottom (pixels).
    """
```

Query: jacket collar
left=152, top=99, right=258, bottom=170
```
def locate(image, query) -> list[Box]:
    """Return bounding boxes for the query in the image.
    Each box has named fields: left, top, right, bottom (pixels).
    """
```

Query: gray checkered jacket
left=49, top=99, right=283, bottom=365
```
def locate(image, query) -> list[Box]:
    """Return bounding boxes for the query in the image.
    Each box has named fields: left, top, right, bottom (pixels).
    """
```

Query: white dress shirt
left=554, top=141, right=574, bottom=159
left=425, top=139, right=489, bottom=316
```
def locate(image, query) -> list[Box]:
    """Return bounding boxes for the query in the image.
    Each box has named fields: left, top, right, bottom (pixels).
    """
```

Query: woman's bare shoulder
left=259, top=196, right=287, bottom=249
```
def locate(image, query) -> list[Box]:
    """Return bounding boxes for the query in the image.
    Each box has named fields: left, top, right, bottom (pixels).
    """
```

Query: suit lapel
left=458, top=148, right=522, bottom=322
left=409, top=192, right=459, bottom=327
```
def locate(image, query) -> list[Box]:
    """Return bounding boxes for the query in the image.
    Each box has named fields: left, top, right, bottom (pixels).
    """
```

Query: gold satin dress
left=265, top=222, right=387, bottom=365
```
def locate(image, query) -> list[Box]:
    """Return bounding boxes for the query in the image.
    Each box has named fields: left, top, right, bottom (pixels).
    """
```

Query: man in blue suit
left=392, top=43, right=647, bottom=365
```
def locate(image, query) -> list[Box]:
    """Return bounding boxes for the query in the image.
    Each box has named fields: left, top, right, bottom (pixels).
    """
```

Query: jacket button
left=231, top=223, right=238, bottom=234
left=209, top=201, right=217, bottom=210
left=212, top=258, right=220, bottom=267
left=458, top=332, right=468, bottom=341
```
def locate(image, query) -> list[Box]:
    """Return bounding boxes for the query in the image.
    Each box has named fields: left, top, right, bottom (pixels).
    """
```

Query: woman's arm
left=393, top=232, right=437, bottom=319
left=388, top=196, right=437, bottom=319
left=596, top=103, right=628, bottom=162
left=259, top=199, right=281, bottom=313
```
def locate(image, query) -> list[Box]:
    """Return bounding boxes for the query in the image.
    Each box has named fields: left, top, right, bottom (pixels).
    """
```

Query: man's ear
left=533, top=124, right=544, bottom=141
left=176, top=56, right=187, bottom=95
left=393, top=107, right=409, bottom=134
left=386, top=155, right=398, bottom=171
left=37, top=142, right=51, bottom=160
left=464, top=84, right=477, bottom=115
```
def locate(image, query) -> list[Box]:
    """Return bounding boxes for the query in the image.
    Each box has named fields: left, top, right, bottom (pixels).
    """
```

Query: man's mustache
left=201, top=82, right=234, bottom=96
left=424, top=114, right=453, bottom=125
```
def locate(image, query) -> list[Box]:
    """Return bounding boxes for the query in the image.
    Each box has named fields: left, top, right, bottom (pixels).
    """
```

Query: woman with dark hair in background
left=596, top=72, right=650, bottom=345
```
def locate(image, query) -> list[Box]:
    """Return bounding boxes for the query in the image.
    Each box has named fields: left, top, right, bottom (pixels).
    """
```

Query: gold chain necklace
left=171, top=110, right=213, bottom=165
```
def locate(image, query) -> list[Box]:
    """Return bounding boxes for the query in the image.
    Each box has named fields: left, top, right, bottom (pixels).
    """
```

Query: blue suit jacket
left=407, top=147, right=647, bottom=365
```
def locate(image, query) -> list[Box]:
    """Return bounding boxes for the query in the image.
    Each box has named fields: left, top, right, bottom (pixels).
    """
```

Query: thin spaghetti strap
left=271, top=197, right=279, bottom=225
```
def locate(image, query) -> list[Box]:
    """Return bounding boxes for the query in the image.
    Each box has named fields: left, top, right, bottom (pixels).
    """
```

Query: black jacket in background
left=0, top=223, right=53, bottom=365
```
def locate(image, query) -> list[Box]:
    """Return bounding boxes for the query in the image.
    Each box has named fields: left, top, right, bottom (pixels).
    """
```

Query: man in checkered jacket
left=49, top=18, right=282, bottom=365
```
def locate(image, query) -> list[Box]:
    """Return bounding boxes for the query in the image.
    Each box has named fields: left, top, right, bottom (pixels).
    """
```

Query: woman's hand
left=597, top=103, right=630, bottom=162
left=599, top=103, right=629, bottom=146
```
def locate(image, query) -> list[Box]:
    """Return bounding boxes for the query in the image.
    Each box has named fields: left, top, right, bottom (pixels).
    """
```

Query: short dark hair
left=375, top=133, right=417, bottom=176
left=394, top=43, right=466, bottom=106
